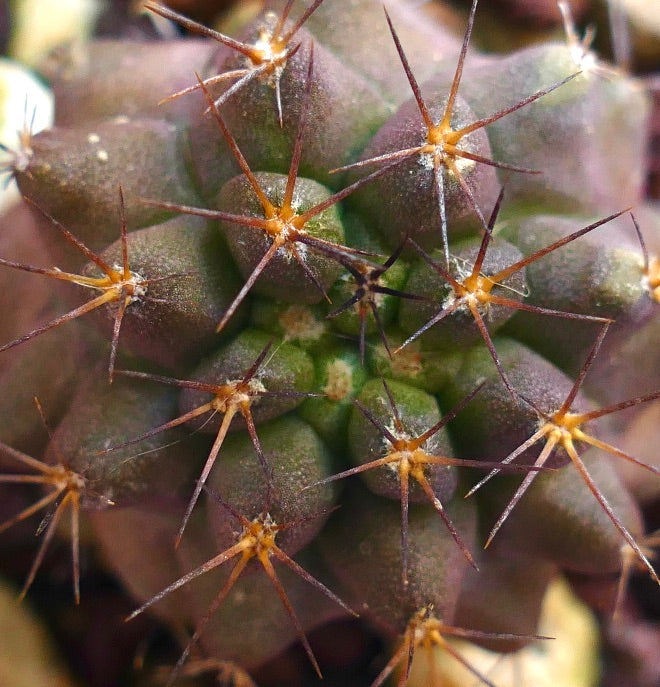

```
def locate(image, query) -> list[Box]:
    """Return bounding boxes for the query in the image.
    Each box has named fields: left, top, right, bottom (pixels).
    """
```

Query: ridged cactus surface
left=0, top=1, right=658, bottom=685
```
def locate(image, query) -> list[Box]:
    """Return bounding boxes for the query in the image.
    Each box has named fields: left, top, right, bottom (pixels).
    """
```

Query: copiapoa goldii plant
left=0, top=0, right=658, bottom=685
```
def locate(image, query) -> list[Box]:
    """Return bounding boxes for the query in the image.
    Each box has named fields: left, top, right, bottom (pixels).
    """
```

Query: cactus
left=0, top=0, right=658, bottom=685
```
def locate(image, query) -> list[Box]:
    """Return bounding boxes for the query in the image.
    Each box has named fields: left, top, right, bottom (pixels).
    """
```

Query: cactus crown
left=0, top=0, right=658, bottom=684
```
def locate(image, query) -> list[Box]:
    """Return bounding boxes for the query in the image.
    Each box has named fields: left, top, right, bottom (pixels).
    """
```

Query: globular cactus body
left=0, top=1, right=658, bottom=685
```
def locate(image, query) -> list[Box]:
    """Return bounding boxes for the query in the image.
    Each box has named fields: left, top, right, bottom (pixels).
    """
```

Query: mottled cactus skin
left=0, top=1, right=658, bottom=685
